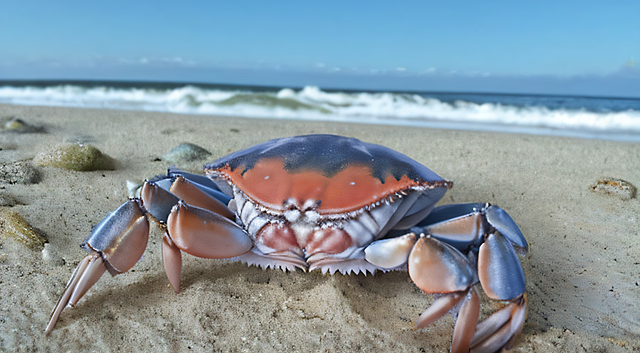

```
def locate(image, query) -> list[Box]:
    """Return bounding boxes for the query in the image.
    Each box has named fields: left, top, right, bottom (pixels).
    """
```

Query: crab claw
left=45, top=199, right=149, bottom=335
left=366, top=231, right=523, bottom=352
left=410, top=204, right=528, bottom=351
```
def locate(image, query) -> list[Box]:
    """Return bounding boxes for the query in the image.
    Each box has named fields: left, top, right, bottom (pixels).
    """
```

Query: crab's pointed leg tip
left=450, top=288, right=480, bottom=353
left=45, top=254, right=100, bottom=335
left=415, top=293, right=463, bottom=329
left=162, top=233, right=182, bottom=294
left=470, top=295, right=527, bottom=352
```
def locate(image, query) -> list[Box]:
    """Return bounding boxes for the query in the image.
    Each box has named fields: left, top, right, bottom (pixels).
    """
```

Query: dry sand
left=0, top=103, right=638, bottom=352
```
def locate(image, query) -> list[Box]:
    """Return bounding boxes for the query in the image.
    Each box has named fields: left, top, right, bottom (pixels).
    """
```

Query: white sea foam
left=1, top=84, right=639, bottom=141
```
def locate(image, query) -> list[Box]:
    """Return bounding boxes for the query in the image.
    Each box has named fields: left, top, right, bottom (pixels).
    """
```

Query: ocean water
left=1, top=80, right=639, bottom=142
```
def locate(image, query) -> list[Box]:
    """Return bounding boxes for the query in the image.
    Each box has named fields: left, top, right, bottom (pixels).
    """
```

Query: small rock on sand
left=0, top=161, right=39, bottom=184
left=1, top=117, right=45, bottom=133
left=162, top=142, right=212, bottom=163
left=33, top=143, right=117, bottom=171
left=0, top=208, right=47, bottom=250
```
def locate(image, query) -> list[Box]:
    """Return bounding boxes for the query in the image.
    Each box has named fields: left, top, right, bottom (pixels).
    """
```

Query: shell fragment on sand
left=589, top=177, right=637, bottom=200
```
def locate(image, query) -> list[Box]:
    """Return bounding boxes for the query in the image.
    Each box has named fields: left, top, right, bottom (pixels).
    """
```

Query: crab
left=45, top=134, right=528, bottom=352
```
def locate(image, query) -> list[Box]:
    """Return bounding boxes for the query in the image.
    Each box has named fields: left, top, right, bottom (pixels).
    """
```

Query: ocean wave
left=1, top=84, right=639, bottom=138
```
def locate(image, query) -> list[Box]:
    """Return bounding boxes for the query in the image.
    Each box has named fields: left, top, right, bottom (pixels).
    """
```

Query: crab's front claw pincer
left=45, top=199, right=149, bottom=335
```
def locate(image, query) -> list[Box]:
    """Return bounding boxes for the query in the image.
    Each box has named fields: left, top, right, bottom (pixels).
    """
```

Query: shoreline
left=3, top=83, right=640, bottom=145
left=1, top=103, right=639, bottom=352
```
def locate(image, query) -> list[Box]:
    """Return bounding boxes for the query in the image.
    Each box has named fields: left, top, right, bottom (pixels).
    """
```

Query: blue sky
left=1, top=1, right=639, bottom=97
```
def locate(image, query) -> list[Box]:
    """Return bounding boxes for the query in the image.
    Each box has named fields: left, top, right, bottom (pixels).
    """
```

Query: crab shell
left=204, top=134, right=451, bottom=273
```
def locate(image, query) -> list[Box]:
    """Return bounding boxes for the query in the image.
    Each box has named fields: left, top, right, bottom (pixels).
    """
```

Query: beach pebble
left=1, top=117, right=44, bottom=133
left=0, top=161, right=40, bottom=184
left=0, top=208, right=47, bottom=250
left=0, top=192, right=19, bottom=207
left=590, top=177, right=637, bottom=200
left=42, top=243, right=65, bottom=266
left=162, top=142, right=212, bottom=163
left=33, top=143, right=117, bottom=171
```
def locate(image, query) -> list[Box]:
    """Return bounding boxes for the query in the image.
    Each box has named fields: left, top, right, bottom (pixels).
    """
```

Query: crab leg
left=45, top=255, right=94, bottom=335
left=408, top=235, right=480, bottom=353
left=416, top=203, right=528, bottom=254
left=419, top=204, right=527, bottom=352
left=415, top=292, right=464, bottom=328
left=162, top=233, right=182, bottom=293
left=45, top=199, right=149, bottom=335
left=371, top=236, right=473, bottom=347
left=469, top=295, right=527, bottom=352
left=470, top=231, right=527, bottom=351
left=163, top=199, right=253, bottom=271
left=167, top=175, right=235, bottom=220
left=143, top=176, right=253, bottom=292
left=452, top=288, right=481, bottom=353
left=46, top=174, right=252, bottom=334
left=366, top=203, right=528, bottom=352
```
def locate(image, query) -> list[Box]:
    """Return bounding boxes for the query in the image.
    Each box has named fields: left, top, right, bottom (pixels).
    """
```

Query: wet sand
left=1, top=103, right=638, bottom=352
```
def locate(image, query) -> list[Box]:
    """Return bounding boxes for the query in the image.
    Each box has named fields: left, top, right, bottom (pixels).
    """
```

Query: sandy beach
left=1, top=103, right=638, bottom=352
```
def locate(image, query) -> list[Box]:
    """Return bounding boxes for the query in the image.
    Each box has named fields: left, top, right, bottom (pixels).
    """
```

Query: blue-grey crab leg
left=408, top=236, right=480, bottom=353
left=142, top=176, right=252, bottom=293
left=469, top=294, right=527, bottom=352
left=365, top=203, right=528, bottom=352
left=469, top=231, right=527, bottom=352
left=416, top=204, right=528, bottom=352
left=45, top=200, right=149, bottom=335
left=477, top=232, right=525, bottom=301
left=46, top=174, right=253, bottom=335
left=416, top=203, right=528, bottom=254
left=422, top=204, right=527, bottom=352
left=365, top=234, right=481, bottom=353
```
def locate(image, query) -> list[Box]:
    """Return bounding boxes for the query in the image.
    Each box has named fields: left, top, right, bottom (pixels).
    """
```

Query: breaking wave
left=1, top=82, right=639, bottom=141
